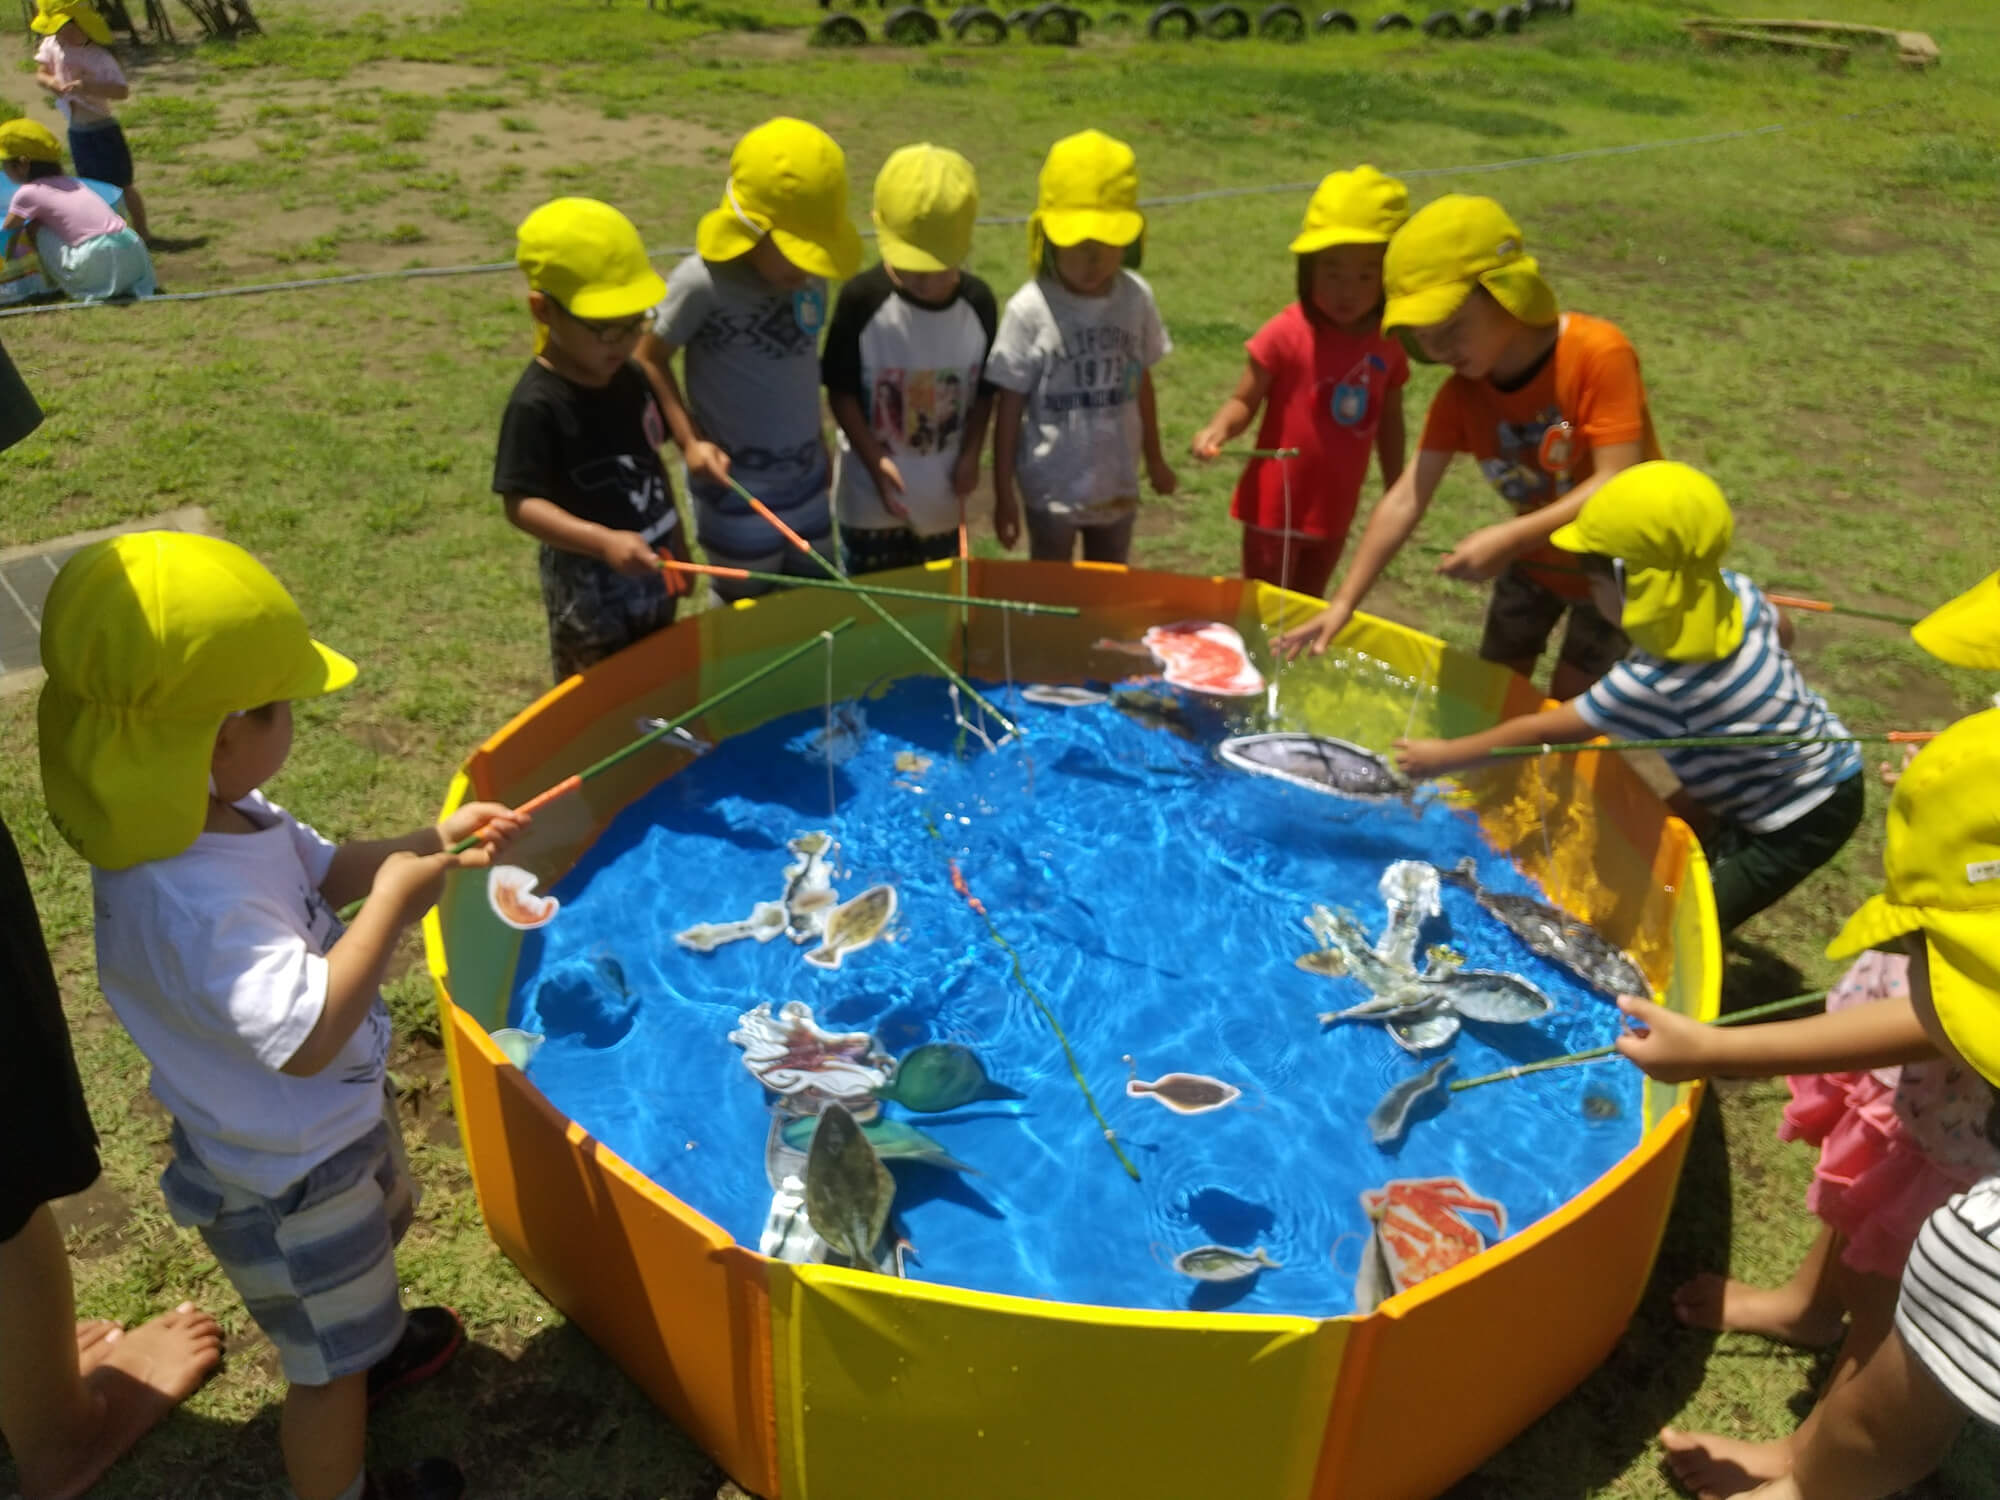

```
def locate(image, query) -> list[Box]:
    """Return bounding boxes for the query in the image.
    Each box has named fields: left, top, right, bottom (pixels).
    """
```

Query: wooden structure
left=1682, top=16, right=1940, bottom=70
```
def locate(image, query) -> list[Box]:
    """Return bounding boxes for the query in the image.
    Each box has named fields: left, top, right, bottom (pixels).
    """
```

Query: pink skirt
left=1782, top=1069, right=1980, bottom=1279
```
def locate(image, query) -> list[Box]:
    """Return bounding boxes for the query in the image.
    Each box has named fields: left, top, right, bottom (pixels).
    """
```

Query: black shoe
left=363, top=1458, right=465, bottom=1500
left=367, top=1306, right=465, bottom=1408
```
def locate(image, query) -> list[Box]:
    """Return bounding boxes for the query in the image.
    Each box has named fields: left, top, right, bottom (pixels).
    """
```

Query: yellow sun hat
left=1027, top=129, right=1143, bottom=272
left=1548, top=461, right=1745, bottom=663
left=0, top=118, right=65, bottom=167
left=38, top=532, right=357, bottom=871
left=1381, top=194, right=1558, bottom=334
left=695, top=117, right=863, bottom=281
left=873, top=144, right=979, bottom=274
left=31, top=0, right=112, bottom=44
left=1911, top=569, right=2000, bottom=670
left=1826, top=706, right=2000, bottom=1089
left=516, top=197, right=666, bottom=354
left=1288, top=165, right=1409, bottom=255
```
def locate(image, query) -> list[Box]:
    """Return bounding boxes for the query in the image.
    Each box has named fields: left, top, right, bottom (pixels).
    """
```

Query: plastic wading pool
left=422, top=558, right=1719, bottom=1500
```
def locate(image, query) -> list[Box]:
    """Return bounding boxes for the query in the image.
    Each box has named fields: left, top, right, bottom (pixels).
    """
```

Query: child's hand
left=1437, top=524, right=1518, bottom=582
left=1147, top=454, right=1179, bottom=497
left=1190, top=423, right=1227, bottom=462
left=1614, top=996, right=1718, bottom=1083
left=871, top=456, right=910, bottom=520
left=600, top=530, right=662, bottom=579
left=437, top=801, right=528, bottom=855
left=369, top=849, right=468, bottom=929
left=684, top=440, right=732, bottom=488
left=1881, top=742, right=1921, bottom=788
left=1392, top=737, right=1457, bottom=779
left=951, top=448, right=980, bottom=501
left=993, top=488, right=1021, bottom=552
left=1272, top=601, right=1352, bottom=661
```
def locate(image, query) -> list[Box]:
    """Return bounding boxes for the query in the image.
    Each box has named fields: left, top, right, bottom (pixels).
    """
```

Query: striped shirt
left=1576, top=571, right=1861, bottom=834
left=1897, top=1173, right=2000, bottom=1426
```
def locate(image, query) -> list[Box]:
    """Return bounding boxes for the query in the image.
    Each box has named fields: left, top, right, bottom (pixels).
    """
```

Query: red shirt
left=1229, top=303, right=1408, bottom=540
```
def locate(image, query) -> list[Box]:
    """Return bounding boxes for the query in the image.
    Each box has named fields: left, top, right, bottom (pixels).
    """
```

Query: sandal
left=367, top=1306, right=465, bottom=1409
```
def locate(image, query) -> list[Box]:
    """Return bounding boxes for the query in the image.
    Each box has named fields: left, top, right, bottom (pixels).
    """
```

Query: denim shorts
left=159, top=1114, right=415, bottom=1386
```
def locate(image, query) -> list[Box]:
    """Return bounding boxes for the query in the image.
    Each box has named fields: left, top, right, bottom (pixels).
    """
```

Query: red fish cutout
left=1141, top=621, right=1265, bottom=697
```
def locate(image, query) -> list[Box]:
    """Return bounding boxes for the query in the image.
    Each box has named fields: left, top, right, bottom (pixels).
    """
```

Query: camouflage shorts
left=540, top=545, right=680, bottom=683
left=1480, top=566, right=1628, bottom=683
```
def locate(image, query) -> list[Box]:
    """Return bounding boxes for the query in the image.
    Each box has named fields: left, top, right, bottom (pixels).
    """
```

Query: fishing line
left=821, top=628, right=838, bottom=824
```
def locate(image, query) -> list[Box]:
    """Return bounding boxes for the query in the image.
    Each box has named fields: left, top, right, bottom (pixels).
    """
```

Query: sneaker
left=363, top=1457, right=465, bottom=1500
left=366, top=1306, right=465, bottom=1409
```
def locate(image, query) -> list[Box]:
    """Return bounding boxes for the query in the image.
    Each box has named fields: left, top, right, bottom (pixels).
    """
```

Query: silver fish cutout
left=783, top=832, right=839, bottom=944
left=1376, top=860, right=1442, bottom=972
left=1426, top=969, right=1556, bottom=1025
left=1021, top=683, right=1110, bottom=707
left=1441, top=857, right=1649, bottom=998
left=805, top=885, right=898, bottom=970
left=1171, top=1244, right=1282, bottom=1282
left=1353, top=1218, right=1395, bottom=1315
left=634, top=718, right=714, bottom=756
left=1367, top=1058, right=1454, bottom=1146
left=1218, top=733, right=1408, bottom=801
left=675, top=900, right=788, bottom=953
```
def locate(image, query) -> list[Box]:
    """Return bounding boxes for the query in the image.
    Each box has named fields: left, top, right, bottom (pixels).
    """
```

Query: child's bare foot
left=18, top=1303, right=224, bottom=1500
left=1659, top=1427, right=1792, bottom=1500
left=75, top=1317, right=125, bottom=1373
left=1673, top=1272, right=1845, bottom=1346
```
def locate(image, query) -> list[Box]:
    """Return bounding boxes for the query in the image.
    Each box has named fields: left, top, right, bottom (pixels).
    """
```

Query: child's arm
left=317, top=801, right=523, bottom=911
left=1272, top=446, right=1456, bottom=658
left=503, top=493, right=664, bottom=579
left=1375, top=385, right=1408, bottom=489
left=1191, top=358, right=1271, bottom=460
left=1139, top=368, right=1176, bottom=496
left=1439, top=439, right=1644, bottom=581
left=634, top=332, right=731, bottom=487
left=1616, top=993, right=1937, bottom=1084
left=35, top=61, right=62, bottom=95
left=827, top=390, right=908, bottom=522
left=1394, top=700, right=1596, bottom=779
left=991, top=388, right=1026, bottom=550
left=952, top=391, right=994, bottom=501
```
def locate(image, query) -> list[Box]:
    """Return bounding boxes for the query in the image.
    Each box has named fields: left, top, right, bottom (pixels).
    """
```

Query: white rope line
left=820, top=628, right=838, bottom=823
left=0, top=115, right=1848, bottom=321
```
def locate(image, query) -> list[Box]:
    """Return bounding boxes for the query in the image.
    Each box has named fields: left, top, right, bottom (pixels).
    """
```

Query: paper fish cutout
left=1124, top=1056, right=1242, bottom=1115
left=488, top=865, right=559, bottom=930
left=874, top=1042, right=1023, bottom=1113
left=805, top=884, right=897, bottom=970
left=1172, top=1244, right=1280, bottom=1282
left=729, top=1000, right=891, bottom=1113
left=488, top=1027, right=545, bottom=1069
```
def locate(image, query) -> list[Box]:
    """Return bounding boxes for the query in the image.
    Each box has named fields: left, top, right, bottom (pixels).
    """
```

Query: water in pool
left=506, top=674, right=1644, bottom=1318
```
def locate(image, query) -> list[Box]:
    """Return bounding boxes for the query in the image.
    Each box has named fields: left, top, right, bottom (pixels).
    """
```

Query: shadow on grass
left=1445, top=1086, right=1732, bottom=1498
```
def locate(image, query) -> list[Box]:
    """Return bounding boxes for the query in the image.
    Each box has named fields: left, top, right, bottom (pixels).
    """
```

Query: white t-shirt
left=92, top=791, right=392, bottom=1198
left=983, top=270, right=1171, bottom=518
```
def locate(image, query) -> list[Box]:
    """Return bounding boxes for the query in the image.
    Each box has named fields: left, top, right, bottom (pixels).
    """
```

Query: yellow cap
left=1826, top=707, right=2000, bottom=1088
left=31, top=0, right=111, bottom=42
left=1028, top=129, right=1143, bottom=272
left=37, top=533, right=356, bottom=870
left=873, top=144, right=978, bottom=274
left=0, top=118, right=64, bottom=166
left=1289, top=166, right=1409, bottom=255
left=1549, top=461, right=1745, bottom=662
left=1381, top=194, right=1557, bottom=333
left=516, top=198, right=666, bottom=320
left=1911, top=569, right=2000, bottom=670
left=696, top=118, right=863, bottom=280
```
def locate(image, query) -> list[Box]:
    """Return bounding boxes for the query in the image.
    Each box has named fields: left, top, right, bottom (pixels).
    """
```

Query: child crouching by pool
left=0, top=117, right=152, bottom=302
left=38, top=533, right=526, bottom=1500
left=1392, top=461, right=1864, bottom=936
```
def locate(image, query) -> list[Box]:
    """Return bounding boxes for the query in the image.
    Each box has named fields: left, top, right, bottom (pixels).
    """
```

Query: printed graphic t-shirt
left=653, top=254, right=832, bottom=555
left=822, top=264, right=998, bottom=536
left=1233, top=302, right=1409, bottom=540
left=1418, top=312, right=1660, bottom=600
left=983, top=270, right=1172, bottom=517
left=492, top=360, right=680, bottom=548
left=92, top=792, right=392, bottom=1197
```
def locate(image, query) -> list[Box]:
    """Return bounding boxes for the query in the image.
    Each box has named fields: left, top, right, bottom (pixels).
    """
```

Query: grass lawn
left=4, top=0, right=1999, bottom=1493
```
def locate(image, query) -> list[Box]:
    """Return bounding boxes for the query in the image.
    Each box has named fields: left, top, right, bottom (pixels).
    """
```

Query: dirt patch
left=1826, top=215, right=1916, bottom=256
left=52, top=1176, right=136, bottom=1258
left=394, top=1038, right=461, bottom=1148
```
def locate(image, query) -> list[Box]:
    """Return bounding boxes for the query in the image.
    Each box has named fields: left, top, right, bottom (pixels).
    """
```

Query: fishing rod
left=1449, top=989, right=1830, bottom=1093
left=1480, top=729, right=1937, bottom=760
left=727, top=475, right=1022, bottom=741
left=658, top=556, right=1079, bottom=616
left=445, top=618, right=857, bottom=854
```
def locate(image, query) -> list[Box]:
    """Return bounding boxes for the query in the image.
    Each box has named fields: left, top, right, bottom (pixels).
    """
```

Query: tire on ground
left=1315, top=6, right=1356, bottom=30
left=1201, top=3, right=1250, bottom=37
left=810, top=13, right=869, bottom=43
left=951, top=5, right=1009, bottom=38
left=1421, top=8, right=1461, bottom=37
left=1372, top=10, right=1413, bottom=32
left=1146, top=1, right=1198, bottom=37
left=1257, top=2, right=1305, bottom=38
left=884, top=5, right=942, bottom=41
left=1025, top=1, right=1079, bottom=41
left=1462, top=6, right=1494, bottom=35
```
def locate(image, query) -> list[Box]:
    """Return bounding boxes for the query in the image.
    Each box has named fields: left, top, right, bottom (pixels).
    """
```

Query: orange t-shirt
left=1418, top=311, right=1661, bottom=600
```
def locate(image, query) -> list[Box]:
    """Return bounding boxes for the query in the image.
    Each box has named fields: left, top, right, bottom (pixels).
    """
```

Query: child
left=30, top=0, right=148, bottom=242
left=1191, top=165, right=1410, bottom=599
left=37, top=532, right=527, bottom=1500
left=1274, top=193, right=1661, bottom=700
left=1619, top=701, right=2000, bottom=1500
left=1393, top=461, right=1864, bottom=935
left=496, top=197, right=690, bottom=683
left=822, top=143, right=997, bottom=576
left=636, top=117, right=861, bottom=602
left=986, top=128, right=1176, bottom=565
left=0, top=117, right=153, bottom=303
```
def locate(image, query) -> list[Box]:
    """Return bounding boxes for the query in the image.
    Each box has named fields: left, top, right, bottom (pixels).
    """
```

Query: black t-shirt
left=492, top=361, right=679, bottom=544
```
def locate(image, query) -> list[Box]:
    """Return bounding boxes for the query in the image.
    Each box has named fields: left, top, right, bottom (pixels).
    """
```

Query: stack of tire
left=810, top=0, right=1570, bottom=46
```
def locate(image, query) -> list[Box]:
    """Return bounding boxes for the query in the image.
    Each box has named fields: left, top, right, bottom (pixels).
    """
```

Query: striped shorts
left=1896, top=1174, right=2000, bottom=1427
left=159, top=1113, right=415, bottom=1387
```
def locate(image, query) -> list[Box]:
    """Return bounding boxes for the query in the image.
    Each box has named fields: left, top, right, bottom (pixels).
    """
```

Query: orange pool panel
left=424, top=561, right=1719, bottom=1500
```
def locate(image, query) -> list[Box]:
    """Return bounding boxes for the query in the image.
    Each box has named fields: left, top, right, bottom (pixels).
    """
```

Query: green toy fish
left=873, top=1042, right=1024, bottom=1113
